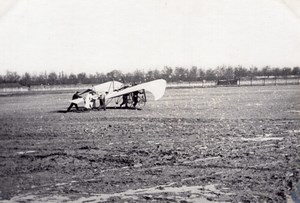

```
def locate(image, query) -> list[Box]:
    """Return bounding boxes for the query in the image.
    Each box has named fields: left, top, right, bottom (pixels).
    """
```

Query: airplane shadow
left=106, top=106, right=142, bottom=110
left=55, top=106, right=142, bottom=113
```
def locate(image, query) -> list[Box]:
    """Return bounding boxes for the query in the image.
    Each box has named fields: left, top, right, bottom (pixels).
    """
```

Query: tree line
left=0, top=66, right=299, bottom=87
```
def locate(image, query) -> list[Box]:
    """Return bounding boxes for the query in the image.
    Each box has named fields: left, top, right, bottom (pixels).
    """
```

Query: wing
left=93, top=81, right=124, bottom=93
left=70, top=81, right=124, bottom=104
left=106, top=79, right=167, bottom=101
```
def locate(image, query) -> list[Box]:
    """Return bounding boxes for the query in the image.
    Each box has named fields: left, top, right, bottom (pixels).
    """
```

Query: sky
left=0, top=0, right=300, bottom=75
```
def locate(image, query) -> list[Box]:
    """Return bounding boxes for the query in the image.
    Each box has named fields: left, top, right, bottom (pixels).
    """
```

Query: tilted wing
left=106, top=79, right=167, bottom=101
left=93, top=81, right=124, bottom=93
left=69, top=81, right=124, bottom=104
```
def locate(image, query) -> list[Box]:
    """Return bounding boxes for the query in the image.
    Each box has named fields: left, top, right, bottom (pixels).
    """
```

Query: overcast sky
left=0, top=0, right=300, bottom=75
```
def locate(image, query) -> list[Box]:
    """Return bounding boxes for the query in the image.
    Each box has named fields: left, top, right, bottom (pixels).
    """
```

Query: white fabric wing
left=93, top=81, right=124, bottom=93
left=106, top=79, right=167, bottom=101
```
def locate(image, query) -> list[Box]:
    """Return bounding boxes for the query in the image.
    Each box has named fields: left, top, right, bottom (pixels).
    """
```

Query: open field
left=0, top=85, right=300, bottom=202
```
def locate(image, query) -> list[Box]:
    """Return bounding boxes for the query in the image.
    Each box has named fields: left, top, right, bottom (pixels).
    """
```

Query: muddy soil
left=0, top=86, right=300, bottom=202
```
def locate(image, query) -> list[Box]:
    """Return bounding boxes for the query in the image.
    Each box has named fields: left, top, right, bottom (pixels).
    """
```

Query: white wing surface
left=106, top=79, right=167, bottom=101
left=69, top=81, right=124, bottom=104
left=93, top=81, right=124, bottom=93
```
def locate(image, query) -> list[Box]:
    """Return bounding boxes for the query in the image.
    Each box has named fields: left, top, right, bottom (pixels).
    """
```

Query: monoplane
left=69, top=79, right=167, bottom=109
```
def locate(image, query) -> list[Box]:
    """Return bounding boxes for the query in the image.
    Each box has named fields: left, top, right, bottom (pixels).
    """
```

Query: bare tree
left=4, top=71, right=20, bottom=83
left=153, top=69, right=161, bottom=80
left=146, top=70, right=155, bottom=81
left=106, top=70, right=124, bottom=81
left=132, top=70, right=145, bottom=83
left=205, top=69, right=216, bottom=80
left=198, top=68, right=205, bottom=80
left=292, top=67, right=300, bottom=75
left=248, top=66, right=259, bottom=77
left=161, top=66, right=173, bottom=82
left=234, top=66, right=248, bottom=78
left=48, top=72, right=58, bottom=85
left=215, top=66, right=235, bottom=80
left=68, top=74, right=78, bottom=84
left=95, top=72, right=107, bottom=83
left=174, top=67, right=188, bottom=81
left=20, top=73, right=32, bottom=87
left=188, top=66, right=198, bottom=81
left=58, top=71, right=68, bottom=84
left=261, top=66, right=271, bottom=77
left=77, top=72, right=87, bottom=84
left=282, top=67, right=292, bottom=76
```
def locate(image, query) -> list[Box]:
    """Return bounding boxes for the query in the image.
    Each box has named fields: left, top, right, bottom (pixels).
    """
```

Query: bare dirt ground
left=0, top=85, right=300, bottom=202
